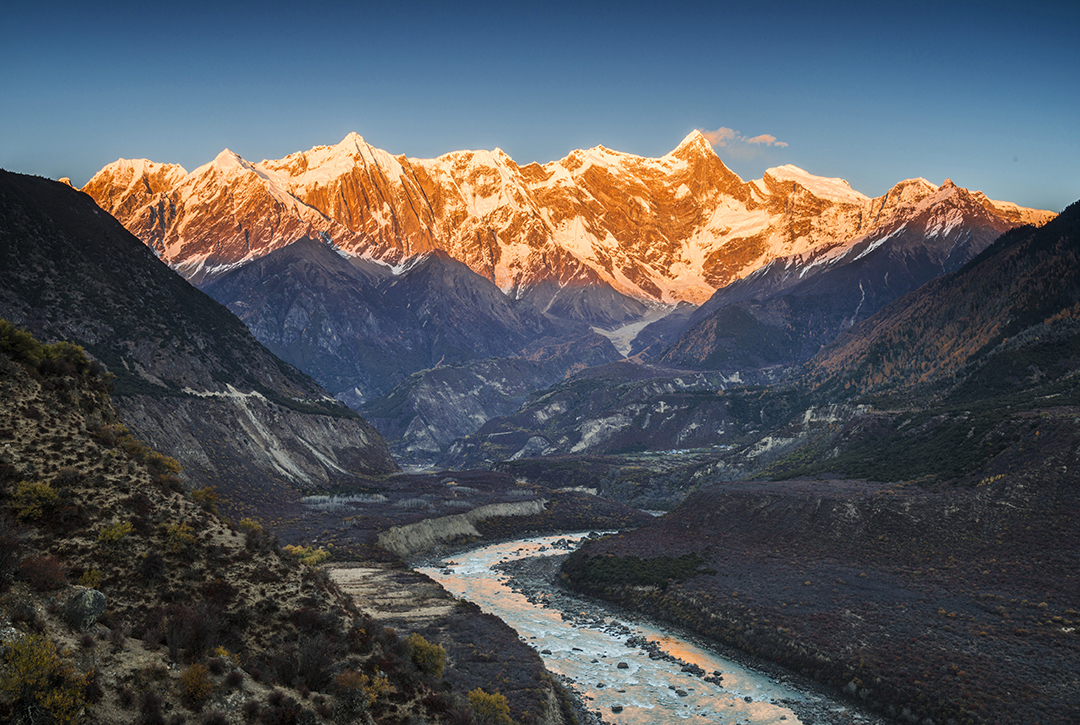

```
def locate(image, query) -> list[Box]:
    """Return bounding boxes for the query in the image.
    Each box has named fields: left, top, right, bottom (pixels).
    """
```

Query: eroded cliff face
left=377, top=499, right=550, bottom=559
left=116, top=389, right=394, bottom=493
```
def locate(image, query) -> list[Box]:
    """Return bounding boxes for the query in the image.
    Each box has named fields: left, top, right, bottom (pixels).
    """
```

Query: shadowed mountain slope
left=661, top=181, right=1036, bottom=372
left=806, top=199, right=1080, bottom=402
left=0, top=170, right=396, bottom=504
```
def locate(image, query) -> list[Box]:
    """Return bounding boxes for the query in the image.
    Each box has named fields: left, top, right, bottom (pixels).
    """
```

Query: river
left=417, top=533, right=883, bottom=725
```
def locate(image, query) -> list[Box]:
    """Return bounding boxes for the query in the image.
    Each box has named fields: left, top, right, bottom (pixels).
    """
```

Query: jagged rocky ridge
left=0, top=171, right=397, bottom=502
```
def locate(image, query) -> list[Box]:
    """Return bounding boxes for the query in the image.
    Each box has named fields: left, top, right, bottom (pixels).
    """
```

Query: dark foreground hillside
left=0, top=325, right=578, bottom=725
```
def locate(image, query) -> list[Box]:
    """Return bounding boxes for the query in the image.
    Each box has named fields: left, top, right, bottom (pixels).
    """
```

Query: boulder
left=65, top=587, right=106, bottom=631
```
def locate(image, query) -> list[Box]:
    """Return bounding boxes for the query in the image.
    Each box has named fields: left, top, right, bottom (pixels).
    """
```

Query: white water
left=418, top=533, right=848, bottom=725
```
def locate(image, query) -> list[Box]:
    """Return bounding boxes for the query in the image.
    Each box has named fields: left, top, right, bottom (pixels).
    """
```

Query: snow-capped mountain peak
left=760, top=164, right=868, bottom=205
left=83, top=134, right=1055, bottom=303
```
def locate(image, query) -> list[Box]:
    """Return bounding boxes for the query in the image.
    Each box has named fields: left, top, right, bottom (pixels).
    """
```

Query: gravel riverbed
left=419, top=534, right=893, bottom=725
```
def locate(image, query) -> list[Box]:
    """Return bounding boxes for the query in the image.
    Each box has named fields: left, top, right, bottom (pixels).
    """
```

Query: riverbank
left=495, top=549, right=893, bottom=725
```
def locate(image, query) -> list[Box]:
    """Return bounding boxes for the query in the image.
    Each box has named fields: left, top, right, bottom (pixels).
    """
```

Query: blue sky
left=2, top=1, right=1077, bottom=211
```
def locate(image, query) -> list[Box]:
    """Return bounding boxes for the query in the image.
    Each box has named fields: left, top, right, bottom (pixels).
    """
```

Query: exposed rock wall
left=378, top=499, right=549, bottom=559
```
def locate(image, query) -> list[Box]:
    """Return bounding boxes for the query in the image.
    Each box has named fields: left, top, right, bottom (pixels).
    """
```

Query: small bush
left=0, top=633, right=88, bottom=725
left=239, top=518, right=263, bottom=534
left=468, top=688, right=513, bottom=725
left=19, top=554, right=68, bottom=591
left=98, top=520, right=134, bottom=547
left=13, top=481, right=59, bottom=520
left=225, top=669, right=244, bottom=689
left=166, top=603, right=221, bottom=662
left=10, top=599, right=43, bottom=631
left=0, top=524, right=22, bottom=589
left=180, top=663, right=213, bottom=709
left=147, top=451, right=183, bottom=476
left=283, top=545, right=330, bottom=567
left=202, top=578, right=238, bottom=606
left=191, top=487, right=219, bottom=515
left=334, top=669, right=391, bottom=719
left=78, top=568, right=103, bottom=589
left=109, top=624, right=128, bottom=650
left=164, top=523, right=197, bottom=556
left=140, top=551, right=167, bottom=580
left=242, top=699, right=261, bottom=721
left=138, top=689, right=165, bottom=725
left=84, top=667, right=104, bottom=703
left=407, top=632, right=447, bottom=678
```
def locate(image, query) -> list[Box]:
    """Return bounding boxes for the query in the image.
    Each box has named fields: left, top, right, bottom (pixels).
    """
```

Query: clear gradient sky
left=2, top=1, right=1077, bottom=211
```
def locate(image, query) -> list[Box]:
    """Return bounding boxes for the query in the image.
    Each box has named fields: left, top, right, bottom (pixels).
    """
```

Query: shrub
left=180, top=663, right=213, bottom=709
left=147, top=451, right=183, bottom=476
left=10, top=599, right=44, bottom=631
left=283, top=545, right=330, bottom=567
left=468, top=688, right=514, bottom=725
left=84, top=667, right=104, bottom=703
left=13, top=481, right=59, bottom=520
left=191, top=487, right=219, bottom=515
left=0, top=319, right=44, bottom=366
left=164, top=523, right=197, bottom=556
left=18, top=554, right=68, bottom=590
left=406, top=632, right=446, bottom=678
left=242, top=700, right=260, bottom=721
left=140, top=551, right=167, bottom=580
left=225, top=669, right=244, bottom=689
left=0, top=523, right=22, bottom=589
left=109, top=624, right=128, bottom=650
left=241, top=519, right=279, bottom=554
left=79, top=568, right=103, bottom=589
left=202, top=578, right=238, bottom=606
left=239, top=518, right=263, bottom=534
left=0, top=633, right=88, bottom=725
left=262, top=690, right=302, bottom=724
left=296, top=635, right=335, bottom=692
left=138, top=689, right=165, bottom=725
left=98, top=520, right=134, bottom=547
left=165, top=603, right=221, bottom=662
left=333, top=669, right=391, bottom=719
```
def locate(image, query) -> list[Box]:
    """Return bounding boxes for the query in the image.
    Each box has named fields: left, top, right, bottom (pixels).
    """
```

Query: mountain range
left=81, top=131, right=1052, bottom=309
left=79, top=133, right=1056, bottom=463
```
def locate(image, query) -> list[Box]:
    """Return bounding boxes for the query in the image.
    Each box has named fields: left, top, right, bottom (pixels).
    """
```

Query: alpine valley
left=0, top=125, right=1077, bottom=725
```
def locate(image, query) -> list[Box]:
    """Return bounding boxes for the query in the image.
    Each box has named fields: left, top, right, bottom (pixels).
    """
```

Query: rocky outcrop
left=377, top=499, right=549, bottom=559
left=64, top=588, right=107, bottom=631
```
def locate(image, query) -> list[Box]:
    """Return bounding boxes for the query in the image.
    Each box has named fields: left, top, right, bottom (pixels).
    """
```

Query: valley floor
left=561, top=476, right=1080, bottom=725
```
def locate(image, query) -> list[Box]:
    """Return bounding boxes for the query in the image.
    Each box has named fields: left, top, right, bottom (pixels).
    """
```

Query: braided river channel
left=418, top=533, right=883, bottom=725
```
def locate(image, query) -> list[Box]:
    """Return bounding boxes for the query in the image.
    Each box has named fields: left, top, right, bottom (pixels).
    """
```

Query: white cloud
left=699, top=127, right=788, bottom=149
